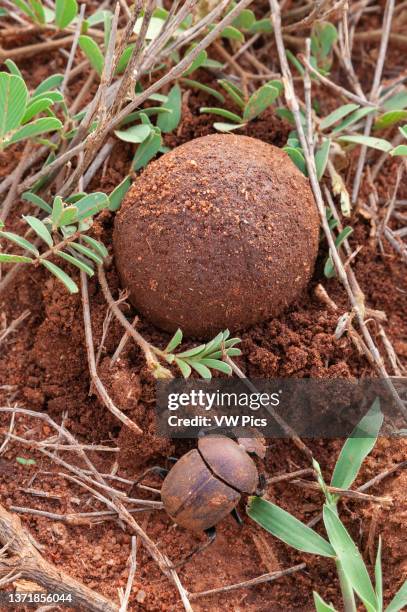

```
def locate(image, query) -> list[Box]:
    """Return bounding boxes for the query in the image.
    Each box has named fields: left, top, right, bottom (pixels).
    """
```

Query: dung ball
left=113, top=134, right=319, bottom=338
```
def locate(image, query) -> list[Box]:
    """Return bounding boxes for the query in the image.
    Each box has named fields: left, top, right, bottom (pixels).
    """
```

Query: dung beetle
left=159, top=434, right=265, bottom=558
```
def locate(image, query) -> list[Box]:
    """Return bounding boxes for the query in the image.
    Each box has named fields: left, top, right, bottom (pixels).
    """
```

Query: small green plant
left=199, top=79, right=283, bottom=132
left=0, top=191, right=111, bottom=293
left=0, top=69, right=64, bottom=150
left=157, top=328, right=241, bottom=378
left=12, top=0, right=78, bottom=28
left=248, top=400, right=407, bottom=612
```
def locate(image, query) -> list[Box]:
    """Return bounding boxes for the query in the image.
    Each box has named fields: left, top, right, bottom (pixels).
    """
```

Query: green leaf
left=81, top=235, right=108, bottom=258
left=41, top=259, right=78, bottom=293
left=243, top=84, right=279, bottom=121
left=325, top=226, right=353, bottom=278
left=375, top=537, right=383, bottom=611
left=323, top=505, right=377, bottom=611
left=165, top=328, right=183, bottom=353
left=188, top=360, right=212, bottom=379
left=28, top=0, right=45, bottom=24
left=283, top=146, right=307, bottom=175
left=22, top=191, right=52, bottom=214
left=23, top=215, right=53, bottom=246
left=176, top=344, right=206, bottom=359
left=0, top=253, right=33, bottom=263
left=250, top=18, right=272, bottom=34
left=12, top=0, right=36, bottom=20
left=34, top=74, right=64, bottom=96
left=114, top=124, right=151, bottom=143
left=221, top=25, right=244, bottom=42
left=55, top=0, right=77, bottom=28
left=21, top=97, right=53, bottom=124
left=78, top=35, right=104, bottom=76
left=313, top=592, right=337, bottom=612
left=286, top=49, right=304, bottom=76
left=174, top=358, right=192, bottom=378
left=57, top=251, right=94, bottom=276
left=374, top=110, right=407, bottom=131
left=182, top=50, right=208, bottom=77
left=320, top=104, right=359, bottom=130
left=390, top=145, right=407, bottom=156
left=200, top=107, right=242, bottom=123
left=115, top=44, right=135, bottom=74
left=233, top=9, right=255, bottom=30
left=329, top=107, right=375, bottom=136
left=4, top=59, right=23, bottom=78
left=331, top=398, right=383, bottom=490
left=311, top=22, right=338, bottom=60
left=134, top=16, right=166, bottom=40
left=157, top=84, right=182, bottom=133
left=60, top=206, right=78, bottom=227
left=109, top=176, right=131, bottom=211
left=315, top=139, right=330, bottom=180
left=16, top=456, right=36, bottom=465
left=247, top=497, right=335, bottom=557
left=133, top=128, right=162, bottom=171
left=7, top=117, right=62, bottom=145
left=0, top=72, right=28, bottom=139
left=218, top=79, right=245, bottom=109
left=182, top=78, right=225, bottom=103
left=70, top=242, right=103, bottom=264
left=383, top=90, right=407, bottom=111
left=199, top=358, right=232, bottom=375
left=213, top=122, right=245, bottom=132
left=75, top=192, right=109, bottom=220
left=338, top=135, right=392, bottom=152
left=0, top=231, right=39, bottom=256
left=386, top=580, right=407, bottom=612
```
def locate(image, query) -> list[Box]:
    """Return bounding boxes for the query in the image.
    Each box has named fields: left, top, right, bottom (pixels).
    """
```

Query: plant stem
left=336, top=560, right=357, bottom=612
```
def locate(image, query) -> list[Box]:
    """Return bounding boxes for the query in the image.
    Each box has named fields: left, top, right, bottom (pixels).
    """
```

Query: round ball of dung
left=113, top=134, right=319, bottom=338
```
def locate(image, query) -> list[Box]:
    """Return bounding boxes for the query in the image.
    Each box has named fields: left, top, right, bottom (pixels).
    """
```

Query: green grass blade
left=247, top=497, right=335, bottom=557
left=386, top=580, right=407, bottom=612
left=70, top=242, right=103, bottom=264
left=313, top=592, right=337, bottom=611
left=337, top=135, right=392, bottom=152
left=331, top=398, right=383, bottom=490
left=375, top=537, right=383, bottom=611
left=81, top=235, right=108, bottom=258
left=200, top=107, right=242, bottom=123
left=109, top=175, right=131, bottom=211
left=57, top=251, right=94, bottom=276
left=320, top=104, right=359, bottom=130
left=323, top=505, right=377, bottom=611
left=165, top=329, right=183, bottom=354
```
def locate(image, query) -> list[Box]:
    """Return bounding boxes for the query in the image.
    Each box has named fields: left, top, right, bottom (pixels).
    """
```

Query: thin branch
left=80, top=270, right=143, bottom=435
left=119, top=537, right=137, bottom=612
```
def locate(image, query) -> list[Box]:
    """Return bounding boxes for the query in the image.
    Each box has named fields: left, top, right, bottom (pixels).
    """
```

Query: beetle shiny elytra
left=161, top=435, right=259, bottom=533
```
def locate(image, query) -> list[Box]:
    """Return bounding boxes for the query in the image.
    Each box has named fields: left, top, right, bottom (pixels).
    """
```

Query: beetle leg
left=230, top=507, right=243, bottom=526
left=128, top=466, right=169, bottom=496
left=171, top=527, right=217, bottom=569
left=255, top=473, right=267, bottom=496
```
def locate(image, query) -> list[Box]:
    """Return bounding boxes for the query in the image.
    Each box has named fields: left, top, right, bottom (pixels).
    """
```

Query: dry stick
left=0, top=412, right=15, bottom=455
left=0, top=310, right=30, bottom=345
left=0, top=35, right=75, bottom=61
left=188, top=563, right=306, bottom=600
left=0, top=504, right=119, bottom=612
left=119, top=536, right=137, bottom=612
left=10, top=507, right=155, bottom=526
left=111, top=315, right=139, bottom=366
left=307, top=459, right=407, bottom=529
left=97, top=266, right=167, bottom=375
left=266, top=467, right=314, bottom=485
left=0, top=406, right=192, bottom=611
left=80, top=270, right=143, bottom=435
left=354, top=30, right=407, bottom=49
left=61, top=3, right=86, bottom=94
left=269, top=0, right=407, bottom=422
left=0, top=142, right=32, bottom=223
left=290, top=479, right=392, bottom=504
left=351, top=0, right=395, bottom=204
left=299, top=55, right=377, bottom=108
